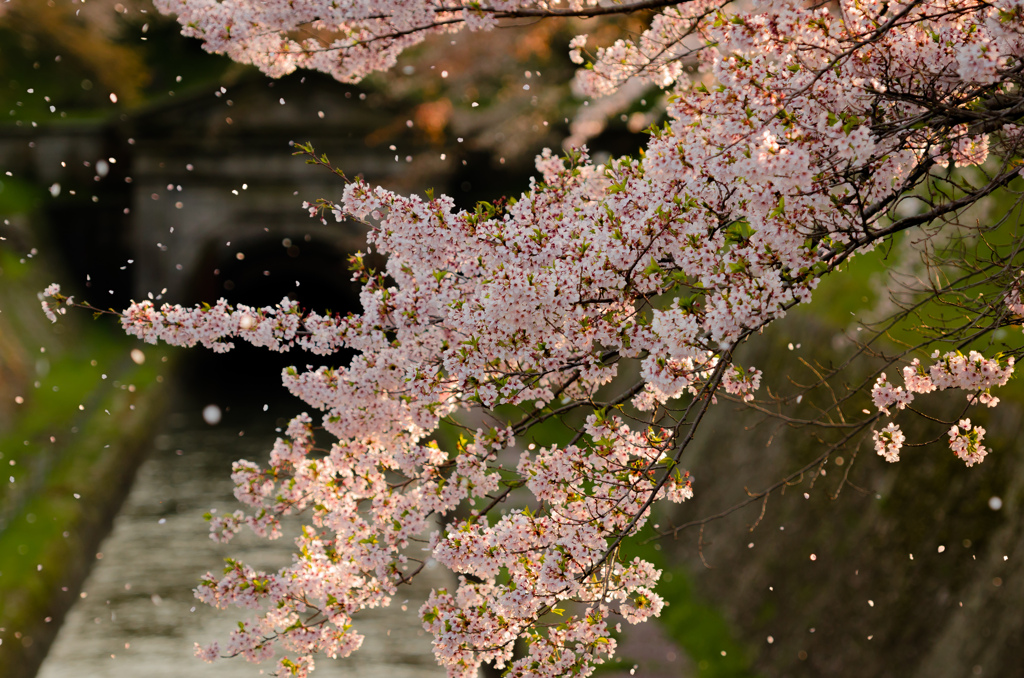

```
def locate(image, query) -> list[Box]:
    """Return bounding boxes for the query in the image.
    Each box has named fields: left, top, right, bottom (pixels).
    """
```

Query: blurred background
left=0, top=2, right=1022, bottom=678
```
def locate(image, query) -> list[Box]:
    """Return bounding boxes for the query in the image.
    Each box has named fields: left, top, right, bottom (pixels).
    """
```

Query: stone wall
left=662, top=317, right=1022, bottom=678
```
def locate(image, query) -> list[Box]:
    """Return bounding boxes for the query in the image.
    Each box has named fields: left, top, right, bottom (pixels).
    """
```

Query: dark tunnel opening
left=174, top=232, right=364, bottom=417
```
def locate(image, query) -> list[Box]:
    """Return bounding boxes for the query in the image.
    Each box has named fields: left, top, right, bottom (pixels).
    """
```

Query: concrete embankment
left=0, top=218, right=169, bottom=678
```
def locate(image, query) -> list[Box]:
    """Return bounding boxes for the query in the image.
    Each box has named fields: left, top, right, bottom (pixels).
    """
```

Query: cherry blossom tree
left=40, top=0, right=1024, bottom=676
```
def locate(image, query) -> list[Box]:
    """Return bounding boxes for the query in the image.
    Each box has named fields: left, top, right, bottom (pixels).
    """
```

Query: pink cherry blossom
left=948, top=418, right=988, bottom=467
left=873, top=423, right=905, bottom=463
left=36, top=0, right=1024, bottom=674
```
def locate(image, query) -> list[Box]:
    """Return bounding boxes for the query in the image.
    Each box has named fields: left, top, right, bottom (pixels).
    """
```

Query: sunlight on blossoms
left=24, top=0, right=1024, bottom=675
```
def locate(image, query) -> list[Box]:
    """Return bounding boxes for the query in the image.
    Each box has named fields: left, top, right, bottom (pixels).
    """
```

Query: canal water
left=36, top=399, right=448, bottom=678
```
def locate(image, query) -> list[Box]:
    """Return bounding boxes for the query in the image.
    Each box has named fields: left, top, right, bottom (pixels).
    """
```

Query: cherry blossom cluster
left=873, top=422, right=906, bottom=463
left=1005, top=273, right=1024, bottom=318
left=870, top=351, right=1014, bottom=464
left=873, top=351, right=1015, bottom=415
left=948, top=418, right=988, bottom=466
left=150, top=0, right=607, bottom=83
left=722, top=365, right=763, bottom=403
left=38, top=0, right=1024, bottom=674
left=39, top=283, right=70, bottom=323
left=182, top=383, right=692, bottom=676
left=871, top=372, right=914, bottom=416
left=119, top=296, right=323, bottom=354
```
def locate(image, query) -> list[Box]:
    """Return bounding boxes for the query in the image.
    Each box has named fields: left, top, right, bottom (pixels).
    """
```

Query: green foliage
left=0, top=177, right=42, bottom=217
left=0, top=2, right=234, bottom=124
left=0, top=328, right=166, bottom=652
